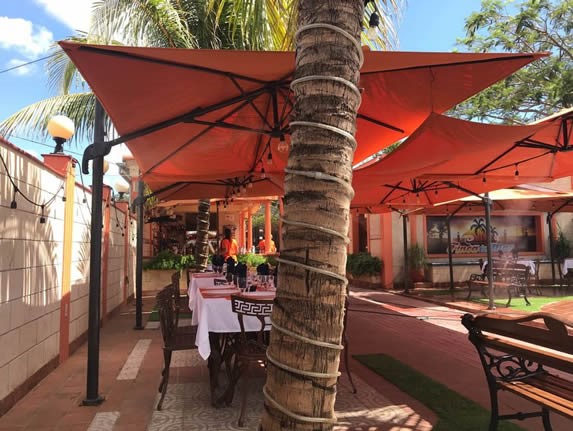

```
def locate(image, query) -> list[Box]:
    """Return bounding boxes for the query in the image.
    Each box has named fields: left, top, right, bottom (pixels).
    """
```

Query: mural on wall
left=426, top=215, right=539, bottom=255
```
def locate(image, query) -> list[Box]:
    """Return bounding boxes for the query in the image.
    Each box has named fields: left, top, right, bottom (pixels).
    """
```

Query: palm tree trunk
left=261, top=1, right=363, bottom=430
left=194, top=199, right=211, bottom=270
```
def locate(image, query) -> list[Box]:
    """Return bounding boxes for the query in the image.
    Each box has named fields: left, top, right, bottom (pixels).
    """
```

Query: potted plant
left=142, top=251, right=195, bottom=291
left=346, top=253, right=383, bottom=289
left=407, top=243, right=429, bottom=283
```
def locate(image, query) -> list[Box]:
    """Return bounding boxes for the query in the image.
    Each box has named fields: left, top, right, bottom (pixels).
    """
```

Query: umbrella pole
left=403, top=213, right=410, bottom=293
left=82, top=100, right=105, bottom=406
left=547, top=214, right=556, bottom=284
left=134, top=179, right=145, bottom=330
left=447, top=216, right=454, bottom=291
left=484, top=194, right=495, bottom=310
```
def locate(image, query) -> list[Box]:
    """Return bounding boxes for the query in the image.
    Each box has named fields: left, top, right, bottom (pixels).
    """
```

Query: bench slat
left=500, top=380, right=573, bottom=417
left=482, top=334, right=573, bottom=374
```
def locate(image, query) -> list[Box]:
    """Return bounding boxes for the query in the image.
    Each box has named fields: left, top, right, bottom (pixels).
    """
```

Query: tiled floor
left=1, top=288, right=572, bottom=430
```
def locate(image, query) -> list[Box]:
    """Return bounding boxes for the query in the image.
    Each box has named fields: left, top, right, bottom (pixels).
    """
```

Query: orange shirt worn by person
left=258, top=238, right=276, bottom=254
left=221, top=237, right=239, bottom=261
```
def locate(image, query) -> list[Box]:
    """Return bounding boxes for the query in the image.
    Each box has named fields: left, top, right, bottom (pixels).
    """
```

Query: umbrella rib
left=483, top=150, right=554, bottom=175
left=109, top=85, right=277, bottom=147
left=191, top=119, right=274, bottom=135
left=228, top=78, right=291, bottom=131
left=360, top=53, right=540, bottom=76
left=517, top=139, right=558, bottom=151
left=357, top=113, right=404, bottom=133
left=77, top=45, right=283, bottom=85
left=380, top=181, right=407, bottom=204
left=142, top=97, right=253, bottom=177
left=475, top=143, right=521, bottom=174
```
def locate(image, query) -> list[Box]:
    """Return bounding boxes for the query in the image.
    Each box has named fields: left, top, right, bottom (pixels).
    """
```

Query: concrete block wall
left=0, top=139, right=137, bottom=414
left=0, top=144, right=64, bottom=403
left=69, top=185, right=91, bottom=345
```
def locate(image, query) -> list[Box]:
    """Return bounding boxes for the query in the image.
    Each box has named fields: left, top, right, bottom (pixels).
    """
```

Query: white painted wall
left=0, top=140, right=136, bottom=406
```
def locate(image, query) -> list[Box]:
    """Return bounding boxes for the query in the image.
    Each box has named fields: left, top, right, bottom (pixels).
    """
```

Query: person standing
left=220, top=228, right=238, bottom=262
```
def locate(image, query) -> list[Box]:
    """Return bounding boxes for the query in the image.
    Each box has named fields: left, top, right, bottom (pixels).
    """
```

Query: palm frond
left=90, top=0, right=196, bottom=48
left=0, top=93, right=98, bottom=146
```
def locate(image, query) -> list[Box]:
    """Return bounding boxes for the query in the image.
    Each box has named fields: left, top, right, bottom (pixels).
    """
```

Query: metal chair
left=155, top=286, right=198, bottom=410
left=171, top=271, right=190, bottom=312
left=229, top=294, right=273, bottom=427
left=528, top=259, right=542, bottom=295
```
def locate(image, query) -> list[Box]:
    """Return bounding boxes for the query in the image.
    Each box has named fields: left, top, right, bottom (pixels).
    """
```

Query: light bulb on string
left=514, top=165, right=519, bottom=181
left=261, top=166, right=266, bottom=179
left=266, top=151, right=273, bottom=165
left=277, top=135, right=289, bottom=153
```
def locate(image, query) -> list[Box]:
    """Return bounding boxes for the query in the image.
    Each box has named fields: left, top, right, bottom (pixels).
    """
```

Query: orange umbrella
left=59, top=42, right=544, bottom=199
left=351, top=109, right=573, bottom=212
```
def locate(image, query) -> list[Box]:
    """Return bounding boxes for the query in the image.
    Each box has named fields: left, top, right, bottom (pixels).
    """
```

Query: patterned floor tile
left=171, top=350, right=205, bottom=368
left=145, top=372, right=424, bottom=431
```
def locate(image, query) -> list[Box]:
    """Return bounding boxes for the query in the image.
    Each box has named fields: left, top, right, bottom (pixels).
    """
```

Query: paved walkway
left=0, top=288, right=571, bottom=430
left=347, top=289, right=572, bottom=431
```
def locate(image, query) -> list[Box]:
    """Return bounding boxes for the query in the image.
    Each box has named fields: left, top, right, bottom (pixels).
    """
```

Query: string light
left=267, top=150, right=273, bottom=165
left=11, top=186, right=17, bottom=209
left=514, top=164, right=519, bottom=180
left=261, top=166, right=266, bottom=179
left=277, top=135, right=289, bottom=153
left=39, top=205, right=46, bottom=224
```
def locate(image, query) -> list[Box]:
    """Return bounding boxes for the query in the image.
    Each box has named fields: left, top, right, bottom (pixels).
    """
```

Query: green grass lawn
left=468, top=294, right=573, bottom=312
left=354, top=353, right=525, bottom=431
left=148, top=309, right=193, bottom=322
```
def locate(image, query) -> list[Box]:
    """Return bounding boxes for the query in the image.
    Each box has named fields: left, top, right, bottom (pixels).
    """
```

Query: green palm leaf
left=0, top=93, right=100, bottom=145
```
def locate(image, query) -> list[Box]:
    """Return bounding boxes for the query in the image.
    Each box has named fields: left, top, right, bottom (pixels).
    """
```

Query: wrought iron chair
left=155, top=286, right=198, bottom=410
left=171, top=271, right=190, bottom=312
left=528, top=259, right=542, bottom=295
left=229, top=294, right=273, bottom=427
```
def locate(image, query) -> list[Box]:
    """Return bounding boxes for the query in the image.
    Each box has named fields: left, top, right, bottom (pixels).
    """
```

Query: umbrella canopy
left=60, top=42, right=544, bottom=199
left=414, top=186, right=573, bottom=214
left=351, top=109, right=573, bottom=213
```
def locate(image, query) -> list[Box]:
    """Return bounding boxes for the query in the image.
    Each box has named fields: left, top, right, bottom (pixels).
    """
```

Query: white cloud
left=34, top=0, right=94, bottom=32
left=6, top=59, right=36, bottom=76
left=0, top=17, right=53, bottom=58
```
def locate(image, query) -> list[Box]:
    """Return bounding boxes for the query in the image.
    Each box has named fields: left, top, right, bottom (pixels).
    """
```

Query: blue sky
left=0, top=0, right=482, bottom=187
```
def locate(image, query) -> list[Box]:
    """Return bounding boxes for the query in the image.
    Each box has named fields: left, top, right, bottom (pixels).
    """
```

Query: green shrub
left=237, top=253, right=268, bottom=268
left=407, top=243, right=429, bottom=270
left=555, top=229, right=571, bottom=260
left=346, top=253, right=382, bottom=276
left=143, top=250, right=195, bottom=270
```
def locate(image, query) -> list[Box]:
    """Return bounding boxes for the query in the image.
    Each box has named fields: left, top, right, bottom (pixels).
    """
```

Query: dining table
left=187, top=272, right=275, bottom=405
left=561, top=258, right=573, bottom=276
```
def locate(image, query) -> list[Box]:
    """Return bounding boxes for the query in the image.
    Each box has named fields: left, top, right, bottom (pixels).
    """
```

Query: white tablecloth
left=561, top=258, right=573, bottom=276
left=190, top=288, right=274, bottom=359
left=187, top=272, right=226, bottom=310
left=482, top=259, right=536, bottom=275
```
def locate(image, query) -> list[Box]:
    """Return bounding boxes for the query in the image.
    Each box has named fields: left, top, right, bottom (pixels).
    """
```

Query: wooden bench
left=462, top=312, right=573, bottom=430
left=467, top=261, right=531, bottom=307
